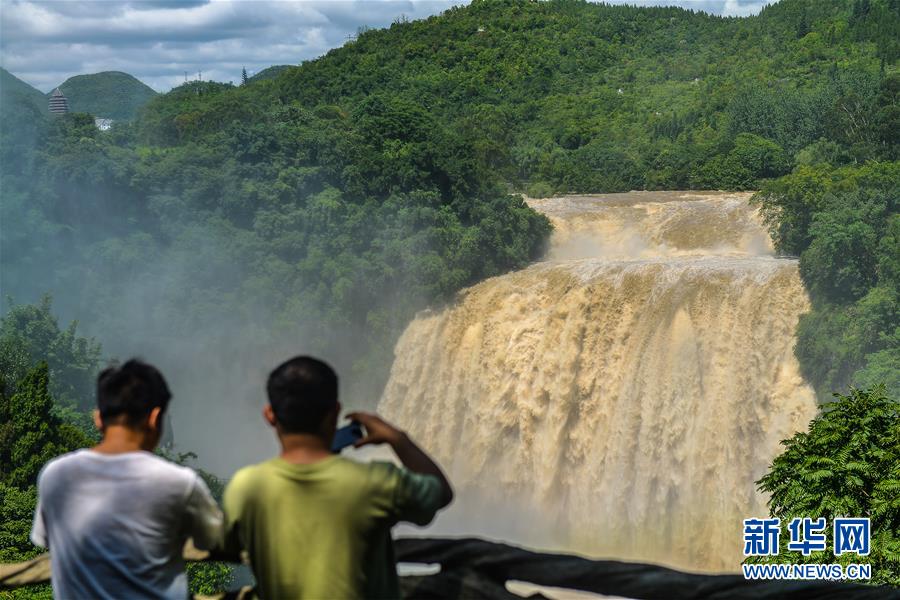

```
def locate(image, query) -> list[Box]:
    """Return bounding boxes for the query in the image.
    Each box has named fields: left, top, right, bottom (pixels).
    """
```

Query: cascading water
left=379, top=191, right=818, bottom=572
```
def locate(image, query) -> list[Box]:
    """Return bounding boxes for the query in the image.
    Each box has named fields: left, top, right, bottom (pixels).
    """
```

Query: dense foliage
left=258, top=0, right=897, bottom=193
left=52, top=71, right=157, bottom=121
left=0, top=303, right=98, bottom=598
left=0, top=363, right=89, bottom=600
left=0, top=69, right=49, bottom=189
left=0, top=297, right=101, bottom=438
left=754, top=162, right=899, bottom=398
left=2, top=0, right=896, bottom=408
left=1, top=296, right=101, bottom=412
left=248, top=65, right=290, bottom=83
left=751, top=386, right=900, bottom=586
left=0, top=69, right=45, bottom=118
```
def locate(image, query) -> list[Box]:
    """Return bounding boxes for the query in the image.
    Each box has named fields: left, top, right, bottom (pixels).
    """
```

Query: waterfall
left=379, top=191, right=817, bottom=572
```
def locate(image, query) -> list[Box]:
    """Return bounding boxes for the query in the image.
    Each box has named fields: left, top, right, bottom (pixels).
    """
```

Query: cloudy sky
left=1, top=0, right=771, bottom=93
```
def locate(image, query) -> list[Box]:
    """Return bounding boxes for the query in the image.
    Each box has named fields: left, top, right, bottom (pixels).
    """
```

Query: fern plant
left=749, top=385, right=900, bottom=586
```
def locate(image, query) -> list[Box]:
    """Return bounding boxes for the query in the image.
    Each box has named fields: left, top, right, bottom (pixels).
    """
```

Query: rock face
left=380, top=192, right=818, bottom=572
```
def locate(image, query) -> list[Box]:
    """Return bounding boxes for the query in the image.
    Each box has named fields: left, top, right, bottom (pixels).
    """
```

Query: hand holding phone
left=344, top=412, right=404, bottom=447
left=331, top=421, right=363, bottom=453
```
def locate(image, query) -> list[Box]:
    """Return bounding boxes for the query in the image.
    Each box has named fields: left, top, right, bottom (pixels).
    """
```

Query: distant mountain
left=248, top=65, right=293, bottom=83
left=0, top=68, right=49, bottom=187
left=1, top=68, right=47, bottom=118
left=51, top=71, right=156, bottom=120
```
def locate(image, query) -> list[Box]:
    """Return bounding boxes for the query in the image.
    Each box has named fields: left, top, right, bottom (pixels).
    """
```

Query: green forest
left=2, top=0, right=896, bottom=401
left=52, top=71, right=158, bottom=121
left=0, top=300, right=233, bottom=597
left=0, top=0, right=898, bottom=591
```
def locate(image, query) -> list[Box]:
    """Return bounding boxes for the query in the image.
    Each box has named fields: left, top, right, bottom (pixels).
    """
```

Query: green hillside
left=1, top=68, right=46, bottom=117
left=51, top=71, right=156, bottom=120
left=248, top=64, right=293, bottom=83
left=2, top=0, right=898, bottom=402
left=0, top=68, right=49, bottom=182
left=160, top=0, right=897, bottom=192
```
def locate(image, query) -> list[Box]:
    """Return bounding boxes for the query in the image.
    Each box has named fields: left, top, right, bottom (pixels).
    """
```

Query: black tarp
left=395, top=537, right=900, bottom=600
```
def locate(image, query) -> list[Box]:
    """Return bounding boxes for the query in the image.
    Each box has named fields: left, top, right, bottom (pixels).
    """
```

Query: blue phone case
left=331, top=421, right=363, bottom=453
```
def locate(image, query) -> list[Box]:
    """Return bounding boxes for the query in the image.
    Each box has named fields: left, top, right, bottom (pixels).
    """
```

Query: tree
left=753, top=162, right=898, bottom=400
left=693, top=134, right=790, bottom=189
left=751, top=386, right=900, bottom=586
left=800, top=190, right=884, bottom=303
left=796, top=10, right=810, bottom=38
left=0, top=483, right=51, bottom=598
left=241, top=67, right=249, bottom=86
left=0, top=364, right=234, bottom=596
left=0, top=363, right=92, bottom=599
left=1, top=296, right=101, bottom=411
left=0, top=364, right=93, bottom=490
left=874, top=72, right=899, bottom=159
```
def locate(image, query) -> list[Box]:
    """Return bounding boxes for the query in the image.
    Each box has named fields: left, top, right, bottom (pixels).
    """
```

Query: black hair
left=97, top=359, right=171, bottom=427
left=267, top=356, right=338, bottom=434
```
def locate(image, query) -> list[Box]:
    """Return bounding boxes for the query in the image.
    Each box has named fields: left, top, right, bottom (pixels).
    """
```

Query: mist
left=0, top=88, right=547, bottom=476
left=4, top=211, right=424, bottom=474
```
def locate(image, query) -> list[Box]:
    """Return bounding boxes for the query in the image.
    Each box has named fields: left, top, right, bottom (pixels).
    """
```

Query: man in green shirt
left=222, top=356, right=453, bottom=599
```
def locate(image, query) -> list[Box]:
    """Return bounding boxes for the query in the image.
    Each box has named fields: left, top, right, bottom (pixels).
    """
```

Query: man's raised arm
left=348, top=411, right=454, bottom=507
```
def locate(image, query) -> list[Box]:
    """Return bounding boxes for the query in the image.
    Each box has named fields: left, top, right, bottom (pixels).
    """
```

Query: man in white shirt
left=31, top=359, right=223, bottom=599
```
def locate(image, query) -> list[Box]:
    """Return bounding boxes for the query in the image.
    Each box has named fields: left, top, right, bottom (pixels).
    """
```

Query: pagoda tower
left=48, top=88, right=69, bottom=114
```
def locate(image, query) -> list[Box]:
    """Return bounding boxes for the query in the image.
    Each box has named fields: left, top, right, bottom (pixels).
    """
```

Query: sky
left=0, top=0, right=773, bottom=93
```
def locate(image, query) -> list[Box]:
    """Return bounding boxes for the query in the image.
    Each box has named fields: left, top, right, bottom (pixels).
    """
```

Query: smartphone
left=331, top=421, right=363, bottom=453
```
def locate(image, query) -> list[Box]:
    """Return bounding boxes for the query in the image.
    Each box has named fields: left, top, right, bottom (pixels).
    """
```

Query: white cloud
left=721, top=0, right=771, bottom=17
left=0, top=0, right=770, bottom=93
